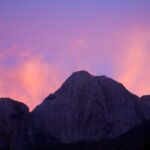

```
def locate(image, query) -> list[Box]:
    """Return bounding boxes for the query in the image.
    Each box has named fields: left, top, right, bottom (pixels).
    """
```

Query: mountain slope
left=31, top=71, right=150, bottom=148
left=0, top=98, right=29, bottom=150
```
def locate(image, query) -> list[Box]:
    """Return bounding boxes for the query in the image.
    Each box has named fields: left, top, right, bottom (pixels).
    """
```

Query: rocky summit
left=0, top=98, right=29, bottom=150
left=0, top=71, right=150, bottom=150
left=31, top=71, right=150, bottom=145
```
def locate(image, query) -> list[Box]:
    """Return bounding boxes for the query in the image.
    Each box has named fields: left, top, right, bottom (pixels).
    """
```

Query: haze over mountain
left=0, top=71, right=150, bottom=150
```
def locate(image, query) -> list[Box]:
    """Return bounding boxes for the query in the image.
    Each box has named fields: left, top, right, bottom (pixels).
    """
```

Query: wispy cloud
left=0, top=46, right=62, bottom=110
left=115, top=27, right=150, bottom=96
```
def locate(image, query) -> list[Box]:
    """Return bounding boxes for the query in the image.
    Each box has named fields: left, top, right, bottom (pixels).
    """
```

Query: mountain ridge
left=31, top=71, right=150, bottom=145
left=0, top=70, right=150, bottom=150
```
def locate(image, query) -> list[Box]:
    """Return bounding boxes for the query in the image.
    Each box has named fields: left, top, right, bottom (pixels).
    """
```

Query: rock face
left=103, top=119, right=150, bottom=150
left=0, top=98, right=29, bottom=150
left=141, top=95, right=150, bottom=107
left=31, top=71, right=150, bottom=146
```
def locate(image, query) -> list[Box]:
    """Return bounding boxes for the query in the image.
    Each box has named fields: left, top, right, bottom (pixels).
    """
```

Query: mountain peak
left=32, top=71, right=150, bottom=144
left=0, top=98, right=29, bottom=150
left=51, top=70, right=112, bottom=100
left=66, top=70, right=92, bottom=82
left=53, top=70, right=123, bottom=99
left=0, top=97, right=29, bottom=113
left=68, top=70, right=106, bottom=80
left=72, top=70, right=91, bottom=76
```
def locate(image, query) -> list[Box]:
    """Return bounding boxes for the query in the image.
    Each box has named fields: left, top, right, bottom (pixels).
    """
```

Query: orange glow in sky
left=0, top=1, right=150, bottom=110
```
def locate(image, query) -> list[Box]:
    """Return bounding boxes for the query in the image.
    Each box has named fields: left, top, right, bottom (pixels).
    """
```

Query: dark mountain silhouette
left=141, top=95, right=150, bottom=107
left=0, top=71, right=150, bottom=150
left=0, top=98, right=29, bottom=150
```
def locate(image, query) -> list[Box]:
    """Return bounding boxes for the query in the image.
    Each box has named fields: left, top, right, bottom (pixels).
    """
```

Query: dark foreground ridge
left=0, top=70, right=150, bottom=150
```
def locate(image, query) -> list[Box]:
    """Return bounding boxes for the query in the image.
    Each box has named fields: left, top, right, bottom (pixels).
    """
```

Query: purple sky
left=0, top=0, right=150, bottom=109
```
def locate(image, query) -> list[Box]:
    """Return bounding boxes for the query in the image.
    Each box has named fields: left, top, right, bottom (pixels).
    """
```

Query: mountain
left=0, top=70, right=150, bottom=150
left=0, top=98, right=29, bottom=150
left=141, top=95, right=150, bottom=107
left=106, top=119, right=150, bottom=150
left=30, top=71, right=150, bottom=149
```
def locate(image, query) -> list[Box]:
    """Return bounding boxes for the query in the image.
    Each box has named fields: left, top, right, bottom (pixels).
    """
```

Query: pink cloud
left=0, top=47, right=62, bottom=110
left=0, top=26, right=150, bottom=110
left=114, top=27, right=150, bottom=96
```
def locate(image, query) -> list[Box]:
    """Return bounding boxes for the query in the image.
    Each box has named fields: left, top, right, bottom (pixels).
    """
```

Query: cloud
left=114, top=27, right=150, bottom=96
left=0, top=26, right=150, bottom=110
left=0, top=47, right=62, bottom=110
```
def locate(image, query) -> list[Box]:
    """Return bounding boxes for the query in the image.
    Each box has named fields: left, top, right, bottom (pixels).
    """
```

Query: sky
left=0, top=0, right=150, bottom=110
